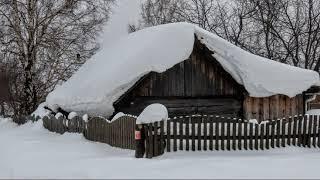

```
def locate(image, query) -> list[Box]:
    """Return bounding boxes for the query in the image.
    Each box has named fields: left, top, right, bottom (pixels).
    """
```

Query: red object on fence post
left=135, top=124, right=145, bottom=158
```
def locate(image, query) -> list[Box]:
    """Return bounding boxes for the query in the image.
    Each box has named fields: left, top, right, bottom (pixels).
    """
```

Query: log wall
left=243, top=94, right=304, bottom=121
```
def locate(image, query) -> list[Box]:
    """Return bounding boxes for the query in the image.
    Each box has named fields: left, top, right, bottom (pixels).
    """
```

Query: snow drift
left=46, top=22, right=320, bottom=117
left=136, top=104, right=168, bottom=124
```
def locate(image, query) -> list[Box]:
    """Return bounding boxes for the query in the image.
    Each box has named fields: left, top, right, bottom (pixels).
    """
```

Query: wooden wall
left=243, top=94, right=304, bottom=121
left=114, top=40, right=245, bottom=118
left=114, top=39, right=306, bottom=121
left=131, top=41, right=242, bottom=97
left=308, top=95, right=320, bottom=109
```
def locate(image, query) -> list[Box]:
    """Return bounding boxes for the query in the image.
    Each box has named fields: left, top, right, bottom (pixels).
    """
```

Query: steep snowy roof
left=46, top=22, right=320, bottom=116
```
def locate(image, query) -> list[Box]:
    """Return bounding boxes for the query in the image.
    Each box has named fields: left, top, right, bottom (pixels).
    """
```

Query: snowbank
left=2, top=118, right=320, bottom=179
left=136, top=104, right=168, bottom=124
left=46, top=22, right=320, bottom=116
left=31, top=102, right=50, bottom=118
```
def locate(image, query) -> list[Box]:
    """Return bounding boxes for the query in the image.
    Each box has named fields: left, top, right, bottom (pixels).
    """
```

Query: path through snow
left=1, top=118, right=320, bottom=179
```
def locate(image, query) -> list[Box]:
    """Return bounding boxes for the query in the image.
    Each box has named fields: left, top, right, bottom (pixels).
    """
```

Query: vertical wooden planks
left=160, top=120, right=165, bottom=154
left=145, top=124, right=151, bottom=158
left=312, top=115, right=317, bottom=147
left=260, top=123, right=265, bottom=150
left=209, top=116, right=213, bottom=151
left=249, top=122, right=253, bottom=150
left=243, top=120, right=248, bottom=150
left=167, top=120, right=171, bottom=152
left=101, top=120, right=105, bottom=143
left=186, top=116, right=190, bottom=151
left=173, top=117, right=178, bottom=152
left=144, top=124, right=149, bottom=157
left=215, top=118, right=220, bottom=151
left=302, top=115, right=308, bottom=147
left=297, top=115, right=303, bottom=147
left=42, top=112, right=320, bottom=157
left=154, top=122, right=159, bottom=156
left=293, top=116, right=298, bottom=146
left=226, top=118, right=231, bottom=151
left=307, top=115, right=313, bottom=148
left=238, top=119, right=242, bottom=150
left=276, top=119, right=281, bottom=148
left=198, top=116, right=202, bottom=151
left=192, top=116, right=196, bottom=151
left=254, top=124, right=259, bottom=150
left=110, top=119, right=114, bottom=146
left=221, top=118, right=225, bottom=151
left=232, top=119, right=237, bottom=151
left=265, top=122, right=270, bottom=149
left=281, top=119, right=286, bottom=147
left=203, top=116, right=208, bottom=151
left=179, top=117, right=183, bottom=151
left=287, top=117, right=292, bottom=146
left=148, top=123, right=154, bottom=158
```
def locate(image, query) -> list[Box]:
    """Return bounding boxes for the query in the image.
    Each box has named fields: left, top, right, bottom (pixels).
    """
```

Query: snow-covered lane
left=1, top=118, right=320, bottom=179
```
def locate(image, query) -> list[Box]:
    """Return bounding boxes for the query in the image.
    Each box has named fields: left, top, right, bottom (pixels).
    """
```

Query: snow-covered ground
left=1, top=118, right=320, bottom=179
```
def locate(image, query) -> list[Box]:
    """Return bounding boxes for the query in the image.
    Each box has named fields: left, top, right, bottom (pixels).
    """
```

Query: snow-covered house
left=46, top=22, right=320, bottom=121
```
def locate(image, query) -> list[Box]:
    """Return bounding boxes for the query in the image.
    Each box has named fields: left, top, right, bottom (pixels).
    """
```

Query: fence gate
left=142, top=114, right=320, bottom=158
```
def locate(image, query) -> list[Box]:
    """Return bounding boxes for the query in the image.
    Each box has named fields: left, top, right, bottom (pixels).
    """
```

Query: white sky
left=100, top=0, right=142, bottom=48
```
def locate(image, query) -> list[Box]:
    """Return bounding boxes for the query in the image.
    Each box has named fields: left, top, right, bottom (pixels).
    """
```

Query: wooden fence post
left=154, top=122, right=159, bottom=156
left=302, top=115, right=308, bottom=147
left=232, top=119, right=237, bottom=151
left=221, top=118, right=225, bottom=151
left=312, top=115, right=317, bottom=147
left=307, top=115, right=313, bottom=148
left=238, top=119, right=243, bottom=150
left=287, top=117, right=292, bottom=146
left=167, top=119, right=171, bottom=152
left=297, top=115, right=303, bottom=146
left=215, top=118, right=220, bottom=151
left=243, top=120, right=248, bottom=150
left=265, top=122, right=270, bottom=149
left=209, top=116, right=213, bottom=151
left=186, top=116, right=190, bottom=151
left=135, top=124, right=145, bottom=158
left=179, top=117, right=184, bottom=151
left=293, top=116, right=298, bottom=146
left=226, top=118, right=231, bottom=151
left=281, top=119, right=286, bottom=147
left=204, top=116, right=208, bottom=151
left=197, top=116, right=202, bottom=151
left=249, top=122, right=253, bottom=150
left=260, top=123, right=265, bottom=150
left=276, top=119, right=281, bottom=148
left=173, top=117, right=177, bottom=152
left=254, top=124, right=259, bottom=150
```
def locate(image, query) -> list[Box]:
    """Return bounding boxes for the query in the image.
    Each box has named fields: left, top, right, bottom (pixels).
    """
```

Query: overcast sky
left=101, top=0, right=142, bottom=48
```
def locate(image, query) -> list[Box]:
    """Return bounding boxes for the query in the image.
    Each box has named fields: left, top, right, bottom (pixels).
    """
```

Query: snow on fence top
left=46, top=22, right=320, bottom=117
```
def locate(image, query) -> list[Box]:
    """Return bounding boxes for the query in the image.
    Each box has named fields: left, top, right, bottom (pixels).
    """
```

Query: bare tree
left=141, top=0, right=180, bottom=26
left=140, top=0, right=320, bottom=73
left=0, top=0, right=113, bottom=117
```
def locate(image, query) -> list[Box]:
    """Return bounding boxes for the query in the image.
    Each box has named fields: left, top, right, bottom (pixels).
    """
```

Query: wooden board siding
left=114, top=39, right=245, bottom=118
left=130, top=42, right=243, bottom=98
left=243, top=94, right=304, bottom=121
left=117, top=97, right=242, bottom=117
left=309, top=95, right=320, bottom=109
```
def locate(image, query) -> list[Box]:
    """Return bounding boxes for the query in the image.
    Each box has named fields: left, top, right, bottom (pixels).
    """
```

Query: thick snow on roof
left=46, top=22, right=320, bottom=116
